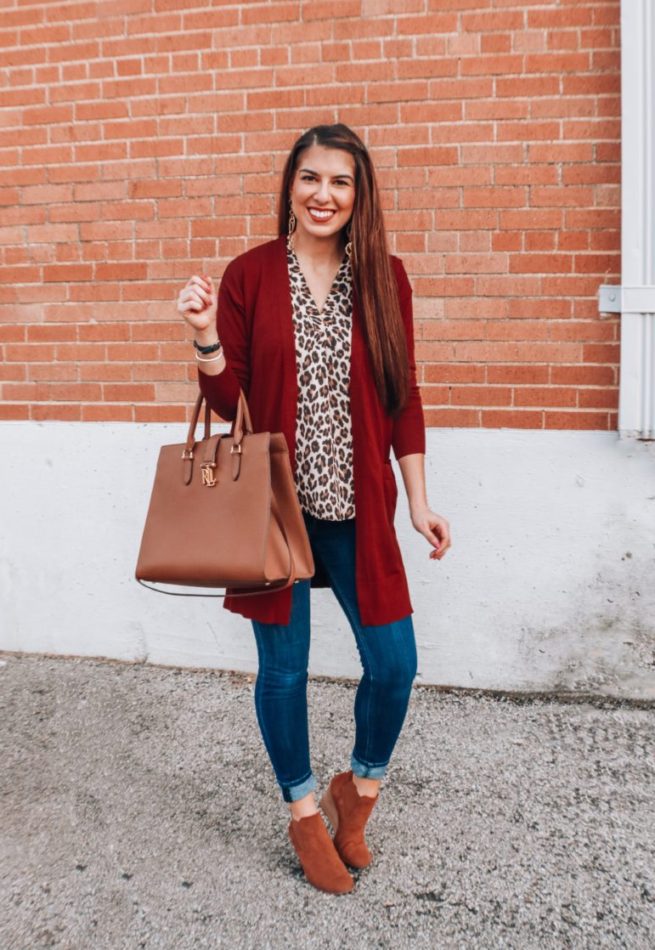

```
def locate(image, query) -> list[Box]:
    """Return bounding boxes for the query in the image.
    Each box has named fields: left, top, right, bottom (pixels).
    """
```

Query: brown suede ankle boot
left=319, top=769, right=379, bottom=869
left=287, top=811, right=354, bottom=894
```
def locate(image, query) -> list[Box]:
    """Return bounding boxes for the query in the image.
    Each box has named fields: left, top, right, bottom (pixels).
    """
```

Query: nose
left=313, top=179, right=331, bottom=203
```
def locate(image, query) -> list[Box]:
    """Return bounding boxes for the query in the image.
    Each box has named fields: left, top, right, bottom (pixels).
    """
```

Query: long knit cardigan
left=197, top=234, right=426, bottom=627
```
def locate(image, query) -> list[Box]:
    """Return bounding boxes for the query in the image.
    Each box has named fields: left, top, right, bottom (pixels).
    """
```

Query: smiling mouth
left=307, top=208, right=336, bottom=221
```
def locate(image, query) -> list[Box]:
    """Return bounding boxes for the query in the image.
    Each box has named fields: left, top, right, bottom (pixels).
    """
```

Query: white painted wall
left=1, top=422, right=653, bottom=700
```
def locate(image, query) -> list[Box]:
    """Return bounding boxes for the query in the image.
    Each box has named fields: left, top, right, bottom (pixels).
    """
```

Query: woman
left=177, top=124, right=451, bottom=895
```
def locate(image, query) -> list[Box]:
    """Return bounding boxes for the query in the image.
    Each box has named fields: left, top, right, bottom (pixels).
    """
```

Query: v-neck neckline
left=288, top=240, right=349, bottom=316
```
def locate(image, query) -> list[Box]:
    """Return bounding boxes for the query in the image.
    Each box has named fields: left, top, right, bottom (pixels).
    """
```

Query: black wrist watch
left=193, top=338, right=222, bottom=354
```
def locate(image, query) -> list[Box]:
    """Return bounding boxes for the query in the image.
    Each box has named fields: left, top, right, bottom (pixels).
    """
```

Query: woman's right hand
left=177, top=274, right=217, bottom=338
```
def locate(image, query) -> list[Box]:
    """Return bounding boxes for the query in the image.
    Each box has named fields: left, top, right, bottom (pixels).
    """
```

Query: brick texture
left=0, top=0, right=620, bottom=429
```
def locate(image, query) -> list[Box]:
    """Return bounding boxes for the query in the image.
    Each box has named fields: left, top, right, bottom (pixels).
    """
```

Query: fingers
left=415, top=521, right=440, bottom=558
left=434, top=534, right=452, bottom=558
left=184, top=289, right=209, bottom=311
left=430, top=540, right=448, bottom=560
left=187, top=275, right=213, bottom=304
left=178, top=274, right=214, bottom=315
left=426, top=520, right=451, bottom=560
left=425, top=527, right=441, bottom=548
left=188, top=273, right=213, bottom=296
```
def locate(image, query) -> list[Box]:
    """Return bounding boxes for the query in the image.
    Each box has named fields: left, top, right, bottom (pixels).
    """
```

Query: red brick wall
left=0, top=0, right=620, bottom=428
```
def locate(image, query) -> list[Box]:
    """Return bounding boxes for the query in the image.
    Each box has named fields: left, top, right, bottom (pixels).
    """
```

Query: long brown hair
left=277, top=123, right=410, bottom=418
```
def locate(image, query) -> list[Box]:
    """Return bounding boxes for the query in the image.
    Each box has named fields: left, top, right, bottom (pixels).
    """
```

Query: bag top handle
left=230, top=388, right=254, bottom=446
left=184, top=387, right=254, bottom=456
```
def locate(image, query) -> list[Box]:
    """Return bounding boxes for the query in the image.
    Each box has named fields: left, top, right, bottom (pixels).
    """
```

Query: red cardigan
left=198, top=234, right=426, bottom=627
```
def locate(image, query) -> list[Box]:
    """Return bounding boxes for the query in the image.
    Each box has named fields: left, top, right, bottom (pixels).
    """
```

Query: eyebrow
left=299, top=167, right=354, bottom=182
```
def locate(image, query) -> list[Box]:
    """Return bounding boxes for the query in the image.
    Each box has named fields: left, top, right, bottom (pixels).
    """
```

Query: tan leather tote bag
left=135, top=388, right=315, bottom=597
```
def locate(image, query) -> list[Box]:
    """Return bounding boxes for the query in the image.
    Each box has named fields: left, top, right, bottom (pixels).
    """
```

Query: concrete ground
left=1, top=653, right=654, bottom=950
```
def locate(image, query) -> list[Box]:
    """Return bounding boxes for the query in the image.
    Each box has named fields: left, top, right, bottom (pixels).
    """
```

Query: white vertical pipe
left=619, top=0, right=655, bottom=439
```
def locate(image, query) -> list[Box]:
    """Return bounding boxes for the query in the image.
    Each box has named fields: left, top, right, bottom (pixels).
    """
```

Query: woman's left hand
left=409, top=504, right=451, bottom=560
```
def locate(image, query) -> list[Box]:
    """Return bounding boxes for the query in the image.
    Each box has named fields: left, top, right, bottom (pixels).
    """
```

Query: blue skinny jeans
left=251, top=510, right=418, bottom=803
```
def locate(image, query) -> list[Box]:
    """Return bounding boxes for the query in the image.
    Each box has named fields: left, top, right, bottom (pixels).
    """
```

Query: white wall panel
left=2, top=422, right=653, bottom=699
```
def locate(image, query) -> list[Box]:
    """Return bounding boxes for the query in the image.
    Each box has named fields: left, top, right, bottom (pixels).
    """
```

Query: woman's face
left=289, top=144, right=356, bottom=244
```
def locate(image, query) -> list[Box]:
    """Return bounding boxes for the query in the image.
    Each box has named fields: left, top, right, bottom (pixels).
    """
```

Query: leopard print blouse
left=287, top=236, right=356, bottom=521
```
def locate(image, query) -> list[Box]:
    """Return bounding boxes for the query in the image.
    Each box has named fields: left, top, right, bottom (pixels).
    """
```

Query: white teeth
left=309, top=209, right=334, bottom=219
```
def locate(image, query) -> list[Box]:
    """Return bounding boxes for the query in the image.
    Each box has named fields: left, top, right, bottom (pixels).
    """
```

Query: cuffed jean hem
left=351, top=752, right=388, bottom=779
left=280, top=771, right=318, bottom=804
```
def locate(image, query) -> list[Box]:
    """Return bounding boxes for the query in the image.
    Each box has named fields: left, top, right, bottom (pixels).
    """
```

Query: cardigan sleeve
left=391, top=257, right=426, bottom=461
left=197, top=257, right=250, bottom=422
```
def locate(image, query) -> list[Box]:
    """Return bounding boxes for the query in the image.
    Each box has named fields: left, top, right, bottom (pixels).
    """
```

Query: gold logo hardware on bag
left=134, top=387, right=315, bottom=598
left=200, top=461, right=217, bottom=487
